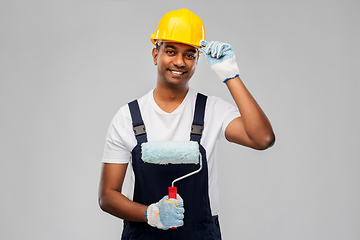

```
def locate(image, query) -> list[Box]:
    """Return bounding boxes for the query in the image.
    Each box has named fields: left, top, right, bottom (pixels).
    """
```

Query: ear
left=152, top=48, right=158, bottom=66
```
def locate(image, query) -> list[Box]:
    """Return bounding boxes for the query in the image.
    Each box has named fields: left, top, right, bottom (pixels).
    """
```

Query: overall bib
left=122, top=93, right=222, bottom=240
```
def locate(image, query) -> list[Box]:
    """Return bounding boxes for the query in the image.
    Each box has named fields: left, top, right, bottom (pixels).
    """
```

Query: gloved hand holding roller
left=146, top=194, right=184, bottom=230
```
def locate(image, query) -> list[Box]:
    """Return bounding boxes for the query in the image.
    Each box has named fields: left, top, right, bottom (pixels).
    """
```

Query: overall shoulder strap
left=128, top=100, right=148, bottom=144
left=190, top=93, right=207, bottom=143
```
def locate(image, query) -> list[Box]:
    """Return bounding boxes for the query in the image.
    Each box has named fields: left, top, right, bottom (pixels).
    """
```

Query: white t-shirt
left=102, top=88, right=240, bottom=215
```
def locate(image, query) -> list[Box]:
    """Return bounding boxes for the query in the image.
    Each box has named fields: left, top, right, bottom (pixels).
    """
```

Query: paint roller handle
left=168, top=186, right=177, bottom=229
left=168, top=186, right=177, bottom=199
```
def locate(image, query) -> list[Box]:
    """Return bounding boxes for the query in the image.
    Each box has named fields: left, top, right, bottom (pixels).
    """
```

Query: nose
left=173, top=54, right=185, bottom=67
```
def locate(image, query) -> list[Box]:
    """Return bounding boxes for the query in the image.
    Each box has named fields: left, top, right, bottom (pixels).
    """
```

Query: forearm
left=225, top=76, right=275, bottom=148
left=99, top=189, right=147, bottom=222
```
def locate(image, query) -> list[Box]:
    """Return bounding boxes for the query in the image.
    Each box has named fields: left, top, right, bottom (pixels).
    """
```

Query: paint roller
left=141, top=141, right=202, bottom=217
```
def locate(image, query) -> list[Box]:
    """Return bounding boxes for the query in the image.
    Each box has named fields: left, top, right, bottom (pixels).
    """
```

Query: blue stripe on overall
left=121, top=93, right=222, bottom=240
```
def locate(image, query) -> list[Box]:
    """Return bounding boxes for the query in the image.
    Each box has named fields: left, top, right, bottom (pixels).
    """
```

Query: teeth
left=171, top=71, right=183, bottom=75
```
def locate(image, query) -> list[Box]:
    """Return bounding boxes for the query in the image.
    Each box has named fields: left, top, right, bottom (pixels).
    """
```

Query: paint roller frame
left=168, top=153, right=202, bottom=198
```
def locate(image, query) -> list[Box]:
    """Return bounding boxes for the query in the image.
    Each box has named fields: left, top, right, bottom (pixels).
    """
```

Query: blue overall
left=122, top=93, right=221, bottom=240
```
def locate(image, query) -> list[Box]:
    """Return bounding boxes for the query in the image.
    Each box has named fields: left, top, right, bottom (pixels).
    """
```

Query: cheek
left=157, top=55, right=171, bottom=68
left=189, top=60, right=198, bottom=72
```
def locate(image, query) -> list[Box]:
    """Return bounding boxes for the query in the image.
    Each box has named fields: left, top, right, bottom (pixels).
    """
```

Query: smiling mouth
left=169, top=69, right=187, bottom=75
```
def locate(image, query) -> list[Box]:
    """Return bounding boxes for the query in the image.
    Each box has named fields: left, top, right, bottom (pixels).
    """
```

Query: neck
left=153, top=84, right=189, bottom=113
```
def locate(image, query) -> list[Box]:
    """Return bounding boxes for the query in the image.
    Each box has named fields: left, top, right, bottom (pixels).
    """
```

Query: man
left=99, top=8, right=275, bottom=240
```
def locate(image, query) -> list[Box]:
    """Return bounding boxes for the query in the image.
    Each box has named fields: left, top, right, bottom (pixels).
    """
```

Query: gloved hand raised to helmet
left=200, top=40, right=240, bottom=83
left=146, top=194, right=185, bottom=230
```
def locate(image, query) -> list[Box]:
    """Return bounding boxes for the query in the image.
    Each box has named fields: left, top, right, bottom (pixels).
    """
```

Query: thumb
left=200, top=40, right=208, bottom=47
left=199, top=40, right=208, bottom=54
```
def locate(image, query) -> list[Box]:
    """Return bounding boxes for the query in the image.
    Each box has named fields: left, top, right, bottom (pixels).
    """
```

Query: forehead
left=162, top=41, right=198, bottom=52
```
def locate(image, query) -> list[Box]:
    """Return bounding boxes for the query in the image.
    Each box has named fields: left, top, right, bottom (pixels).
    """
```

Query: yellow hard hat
left=150, top=8, right=205, bottom=48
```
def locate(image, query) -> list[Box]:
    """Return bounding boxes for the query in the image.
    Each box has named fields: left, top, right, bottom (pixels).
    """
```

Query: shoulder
left=202, top=93, right=240, bottom=131
left=116, top=90, right=153, bottom=118
left=109, top=90, right=152, bottom=130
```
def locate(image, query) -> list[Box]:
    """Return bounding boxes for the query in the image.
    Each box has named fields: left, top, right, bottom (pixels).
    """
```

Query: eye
left=166, top=50, right=175, bottom=55
left=185, top=54, right=196, bottom=60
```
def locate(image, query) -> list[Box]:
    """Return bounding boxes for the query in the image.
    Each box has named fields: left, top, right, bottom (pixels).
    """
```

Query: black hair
left=155, top=41, right=163, bottom=50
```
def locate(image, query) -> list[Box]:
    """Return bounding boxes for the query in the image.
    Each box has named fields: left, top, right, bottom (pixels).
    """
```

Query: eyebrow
left=164, top=44, right=197, bottom=53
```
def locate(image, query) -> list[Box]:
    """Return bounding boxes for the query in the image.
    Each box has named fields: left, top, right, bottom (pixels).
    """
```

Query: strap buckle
left=133, top=124, right=146, bottom=136
left=191, top=124, right=204, bottom=136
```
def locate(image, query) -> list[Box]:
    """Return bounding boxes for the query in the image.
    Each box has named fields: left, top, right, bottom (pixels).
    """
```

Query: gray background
left=1, top=0, right=359, bottom=239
